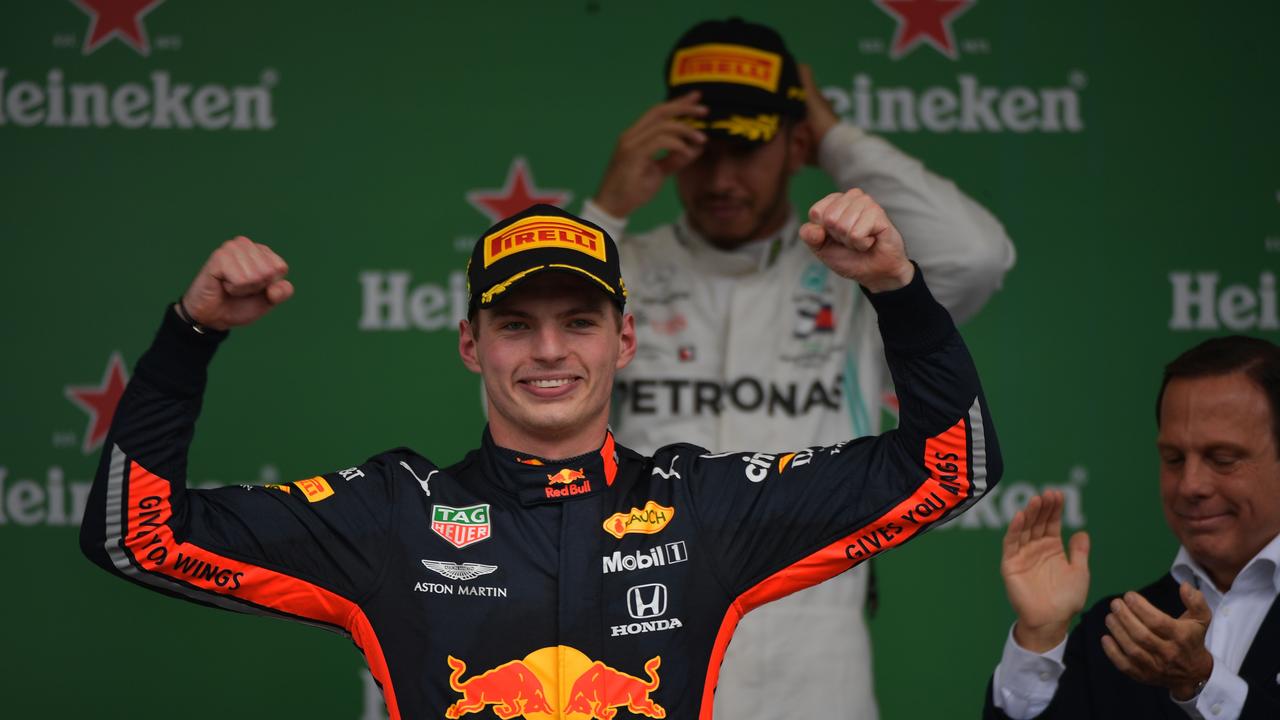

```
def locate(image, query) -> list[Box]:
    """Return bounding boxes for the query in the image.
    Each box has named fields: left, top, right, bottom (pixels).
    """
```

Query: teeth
left=530, top=378, right=571, bottom=388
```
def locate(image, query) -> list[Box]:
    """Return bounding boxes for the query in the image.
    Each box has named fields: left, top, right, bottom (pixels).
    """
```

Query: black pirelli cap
left=664, top=18, right=806, bottom=143
left=466, top=204, right=627, bottom=312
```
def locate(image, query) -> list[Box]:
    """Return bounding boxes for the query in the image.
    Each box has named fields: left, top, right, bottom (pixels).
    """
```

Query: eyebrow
left=1155, top=440, right=1249, bottom=454
left=487, top=304, right=606, bottom=322
left=561, top=305, right=607, bottom=317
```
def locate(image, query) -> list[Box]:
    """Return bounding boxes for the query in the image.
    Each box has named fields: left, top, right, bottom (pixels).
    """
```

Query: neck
left=486, top=420, right=609, bottom=460
left=1206, top=567, right=1237, bottom=594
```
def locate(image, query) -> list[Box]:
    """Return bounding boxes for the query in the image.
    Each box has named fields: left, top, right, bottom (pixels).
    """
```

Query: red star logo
left=875, top=0, right=975, bottom=60
left=72, top=0, right=166, bottom=56
left=466, top=157, right=572, bottom=223
left=65, top=352, right=130, bottom=454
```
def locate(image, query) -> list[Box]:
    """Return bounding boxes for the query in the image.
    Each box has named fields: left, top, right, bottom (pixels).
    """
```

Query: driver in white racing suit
left=580, top=17, right=1016, bottom=719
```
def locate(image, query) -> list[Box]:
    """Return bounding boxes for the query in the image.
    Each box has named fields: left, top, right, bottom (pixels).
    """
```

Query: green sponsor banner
left=1, top=0, right=1276, bottom=717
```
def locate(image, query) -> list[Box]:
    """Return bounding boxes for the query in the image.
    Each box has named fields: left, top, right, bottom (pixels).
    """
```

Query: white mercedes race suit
left=581, top=122, right=1016, bottom=719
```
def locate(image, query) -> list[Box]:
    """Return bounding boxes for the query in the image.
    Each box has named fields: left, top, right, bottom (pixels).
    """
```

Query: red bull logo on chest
left=445, top=646, right=665, bottom=719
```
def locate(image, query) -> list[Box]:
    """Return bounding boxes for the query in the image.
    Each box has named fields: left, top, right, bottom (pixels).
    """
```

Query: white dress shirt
left=991, top=532, right=1280, bottom=719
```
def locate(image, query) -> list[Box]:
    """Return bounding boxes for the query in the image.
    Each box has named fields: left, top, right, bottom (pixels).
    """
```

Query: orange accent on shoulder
left=123, top=461, right=401, bottom=719
left=777, top=453, right=796, bottom=473
left=698, top=416, right=972, bottom=719
left=601, top=432, right=618, bottom=487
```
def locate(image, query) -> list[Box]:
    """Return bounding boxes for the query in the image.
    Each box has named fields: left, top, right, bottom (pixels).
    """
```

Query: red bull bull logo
left=445, top=656, right=552, bottom=719
left=563, top=656, right=665, bottom=719
left=445, top=647, right=664, bottom=720
left=546, top=468, right=586, bottom=485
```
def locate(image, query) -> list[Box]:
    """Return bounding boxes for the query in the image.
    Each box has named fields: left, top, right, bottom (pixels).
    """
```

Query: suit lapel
left=1239, top=593, right=1280, bottom=684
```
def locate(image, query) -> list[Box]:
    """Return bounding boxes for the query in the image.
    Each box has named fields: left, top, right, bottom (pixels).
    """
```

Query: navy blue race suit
left=80, top=269, right=1000, bottom=719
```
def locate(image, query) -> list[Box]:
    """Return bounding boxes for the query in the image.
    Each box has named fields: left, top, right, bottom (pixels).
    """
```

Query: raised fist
left=180, top=236, right=293, bottom=331
left=798, top=189, right=914, bottom=292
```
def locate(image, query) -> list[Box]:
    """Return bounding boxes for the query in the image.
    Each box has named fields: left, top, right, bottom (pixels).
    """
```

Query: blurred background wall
left=1, top=0, right=1276, bottom=716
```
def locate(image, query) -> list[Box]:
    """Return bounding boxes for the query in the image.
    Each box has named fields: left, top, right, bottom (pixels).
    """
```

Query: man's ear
left=458, top=319, right=481, bottom=374
left=616, top=312, right=637, bottom=370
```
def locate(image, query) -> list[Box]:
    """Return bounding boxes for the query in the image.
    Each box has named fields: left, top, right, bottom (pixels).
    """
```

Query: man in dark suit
left=985, top=336, right=1280, bottom=719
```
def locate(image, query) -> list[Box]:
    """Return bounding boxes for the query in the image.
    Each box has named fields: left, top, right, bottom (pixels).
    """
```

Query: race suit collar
left=480, top=427, right=620, bottom=506
left=673, top=211, right=801, bottom=276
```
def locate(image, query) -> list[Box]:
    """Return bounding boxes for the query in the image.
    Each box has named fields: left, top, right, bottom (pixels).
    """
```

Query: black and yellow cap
left=665, top=18, right=806, bottom=144
left=466, top=204, right=627, bottom=312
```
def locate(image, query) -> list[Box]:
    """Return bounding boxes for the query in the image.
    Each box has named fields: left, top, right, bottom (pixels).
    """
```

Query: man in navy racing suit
left=80, top=191, right=1001, bottom=719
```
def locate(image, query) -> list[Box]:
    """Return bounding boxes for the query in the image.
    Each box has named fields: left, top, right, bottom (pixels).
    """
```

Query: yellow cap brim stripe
left=481, top=264, right=622, bottom=306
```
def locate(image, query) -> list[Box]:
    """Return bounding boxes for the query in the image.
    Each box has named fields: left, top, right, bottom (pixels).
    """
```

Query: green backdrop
left=2, top=0, right=1277, bottom=717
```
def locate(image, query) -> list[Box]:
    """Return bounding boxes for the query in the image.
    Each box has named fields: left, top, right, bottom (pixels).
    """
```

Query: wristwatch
left=174, top=298, right=209, bottom=335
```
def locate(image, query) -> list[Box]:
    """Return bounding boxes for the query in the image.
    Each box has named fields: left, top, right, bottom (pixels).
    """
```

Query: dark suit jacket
left=983, top=573, right=1280, bottom=719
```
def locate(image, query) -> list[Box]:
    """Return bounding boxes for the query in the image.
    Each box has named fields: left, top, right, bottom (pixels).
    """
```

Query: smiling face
left=674, top=124, right=808, bottom=249
left=1157, top=372, right=1280, bottom=590
left=458, top=272, right=635, bottom=459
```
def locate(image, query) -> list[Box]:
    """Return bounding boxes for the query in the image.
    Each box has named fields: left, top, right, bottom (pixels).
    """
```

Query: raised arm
left=800, top=64, right=1015, bottom=322
left=673, top=189, right=1001, bottom=598
left=79, top=238, right=397, bottom=633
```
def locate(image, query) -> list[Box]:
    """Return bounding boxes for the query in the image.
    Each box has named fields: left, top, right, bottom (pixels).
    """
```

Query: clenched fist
left=799, top=189, right=914, bottom=292
left=180, top=236, right=294, bottom=331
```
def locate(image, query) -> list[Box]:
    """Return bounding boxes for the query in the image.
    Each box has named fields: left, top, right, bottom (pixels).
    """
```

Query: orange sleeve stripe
left=123, top=461, right=401, bottom=720
left=698, top=415, right=973, bottom=719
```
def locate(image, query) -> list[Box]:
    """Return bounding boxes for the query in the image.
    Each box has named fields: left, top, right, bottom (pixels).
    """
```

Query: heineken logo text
left=0, top=69, right=277, bottom=131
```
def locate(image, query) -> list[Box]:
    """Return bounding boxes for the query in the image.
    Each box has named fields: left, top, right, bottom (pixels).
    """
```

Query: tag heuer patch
left=432, top=504, right=492, bottom=549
